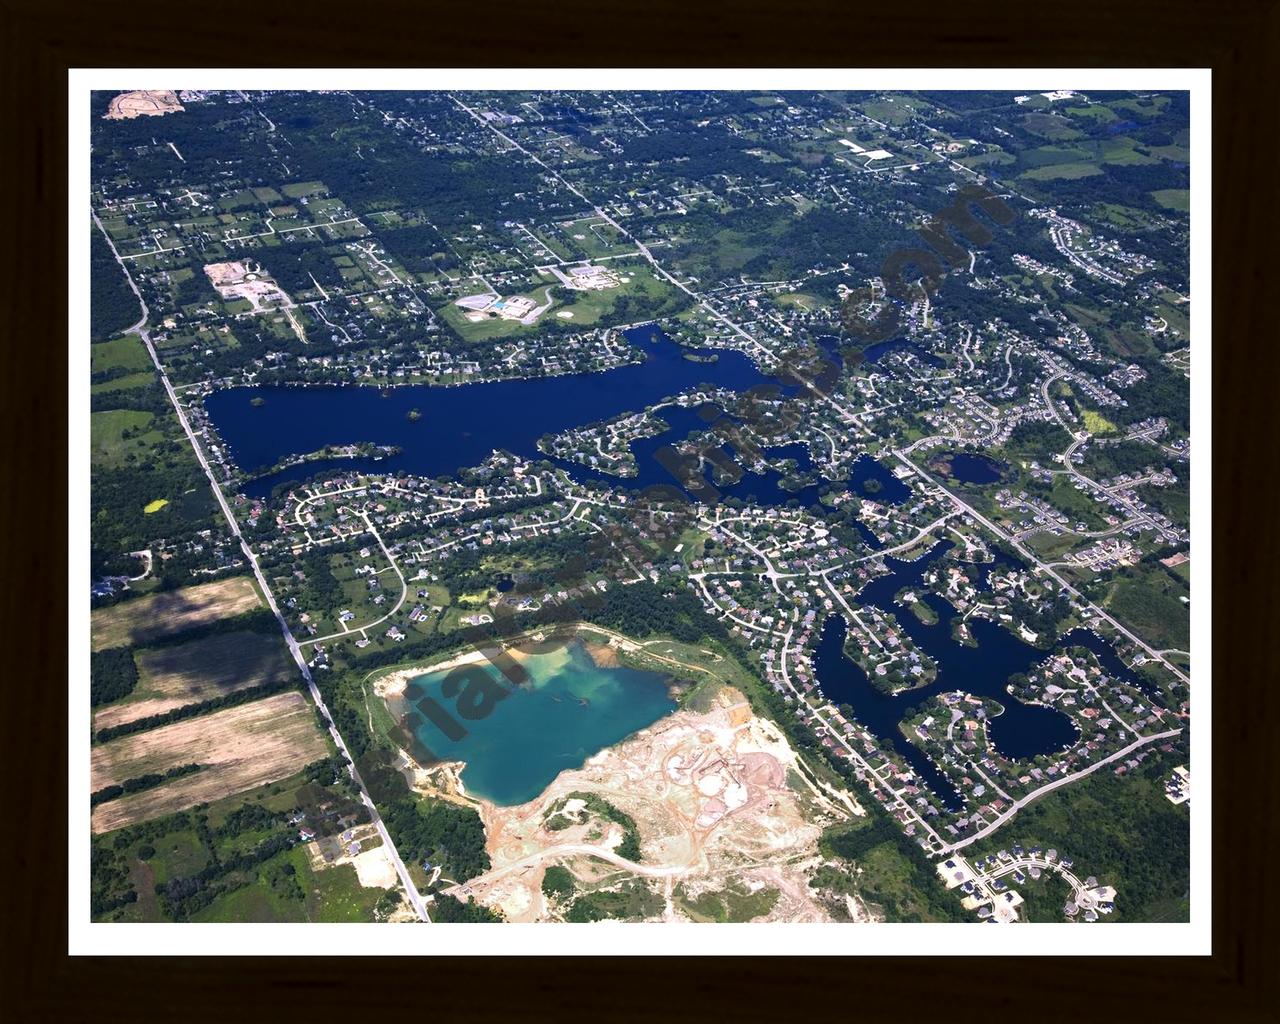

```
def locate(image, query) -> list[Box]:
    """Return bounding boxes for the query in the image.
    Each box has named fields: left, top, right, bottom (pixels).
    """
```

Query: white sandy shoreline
left=370, top=628, right=615, bottom=700
left=371, top=648, right=495, bottom=700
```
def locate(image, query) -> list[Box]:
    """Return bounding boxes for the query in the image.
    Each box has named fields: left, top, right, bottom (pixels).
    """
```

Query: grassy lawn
left=1045, top=476, right=1110, bottom=530
left=190, top=873, right=308, bottom=923
left=675, top=882, right=779, bottom=922
left=1099, top=138, right=1159, bottom=166
left=1019, top=145, right=1091, bottom=169
left=1111, top=95, right=1171, bottom=118
left=1020, top=112, right=1084, bottom=141
left=557, top=216, right=635, bottom=259
left=773, top=291, right=831, bottom=312
left=959, top=151, right=1017, bottom=169
left=91, top=371, right=154, bottom=395
left=281, top=181, right=329, bottom=199
left=441, top=264, right=680, bottom=341
left=91, top=334, right=152, bottom=375
left=146, top=828, right=212, bottom=886
left=566, top=879, right=664, bottom=922
left=1089, top=203, right=1162, bottom=231
left=1021, top=162, right=1104, bottom=181
left=1137, top=477, right=1190, bottom=529
left=1024, top=530, right=1083, bottom=562
left=1081, top=409, right=1117, bottom=435
left=1104, top=566, right=1190, bottom=652
left=438, top=286, right=557, bottom=342
left=603, top=630, right=761, bottom=703
left=91, top=409, right=161, bottom=467
left=188, top=842, right=389, bottom=925
left=1151, top=189, right=1190, bottom=212
left=1064, top=103, right=1118, bottom=124
left=855, top=95, right=935, bottom=125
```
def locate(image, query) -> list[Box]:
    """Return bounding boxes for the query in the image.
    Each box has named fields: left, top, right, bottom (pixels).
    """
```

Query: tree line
left=94, top=677, right=294, bottom=744
left=91, top=762, right=202, bottom=807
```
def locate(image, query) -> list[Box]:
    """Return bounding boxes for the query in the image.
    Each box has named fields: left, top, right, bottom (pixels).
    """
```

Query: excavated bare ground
left=445, top=685, right=863, bottom=922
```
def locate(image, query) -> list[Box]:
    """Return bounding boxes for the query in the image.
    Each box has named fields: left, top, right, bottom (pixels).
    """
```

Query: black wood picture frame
left=3, top=0, right=1274, bottom=1018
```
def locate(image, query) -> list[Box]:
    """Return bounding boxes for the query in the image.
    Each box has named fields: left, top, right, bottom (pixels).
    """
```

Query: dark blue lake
left=207, top=326, right=909, bottom=508
left=941, top=452, right=1006, bottom=484
left=813, top=540, right=1146, bottom=810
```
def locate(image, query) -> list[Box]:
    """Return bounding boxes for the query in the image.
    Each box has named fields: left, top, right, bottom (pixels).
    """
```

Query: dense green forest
left=817, top=795, right=969, bottom=923
left=313, top=658, right=492, bottom=886
left=374, top=223, right=458, bottom=275
left=90, top=228, right=141, bottom=341
left=1004, top=418, right=1073, bottom=456
left=259, top=239, right=347, bottom=296
left=998, top=752, right=1190, bottom=920
left=379, top=795, right=491, bottom=883
left=259, top=93, right=574, bottom=226
left=90, top=647, right=138, bottom=706
left=430, top=892, right=503, bottom=922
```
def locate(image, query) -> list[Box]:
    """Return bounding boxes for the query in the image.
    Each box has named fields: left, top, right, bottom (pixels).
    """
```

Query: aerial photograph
left=84, top=83, right=1197, bottom=932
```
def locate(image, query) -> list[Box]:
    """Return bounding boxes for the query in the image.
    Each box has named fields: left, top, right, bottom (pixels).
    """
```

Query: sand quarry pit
left=104, top=90, right=184, bottom=120
left=446, top=684, right=862, bottom=923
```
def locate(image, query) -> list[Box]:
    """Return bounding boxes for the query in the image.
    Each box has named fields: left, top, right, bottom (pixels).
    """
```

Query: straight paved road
left=91, top=210, right=431, bottom=922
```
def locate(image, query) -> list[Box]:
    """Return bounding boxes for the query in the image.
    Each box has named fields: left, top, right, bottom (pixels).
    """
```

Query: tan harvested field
left=91, top=576, right=261, bottom=651
left=104, top=90, right=184, bottom=120
left=91, top=691, right=328, bottom=833
left=93, top=631, right=296, bottom=732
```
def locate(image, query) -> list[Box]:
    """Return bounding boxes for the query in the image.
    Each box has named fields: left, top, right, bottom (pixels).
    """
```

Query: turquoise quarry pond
left=407, top=641, right=676, bottom=806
